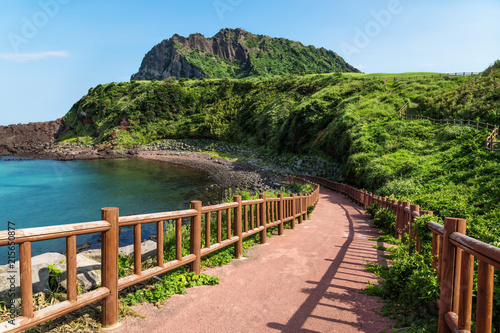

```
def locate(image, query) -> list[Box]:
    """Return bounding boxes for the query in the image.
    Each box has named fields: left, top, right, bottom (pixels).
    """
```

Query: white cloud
left=0, top=51, right=70, bottom=62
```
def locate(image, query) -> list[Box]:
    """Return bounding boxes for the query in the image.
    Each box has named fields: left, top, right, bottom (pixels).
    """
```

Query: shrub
left=365, top=203, right=378, bottom=219
left=307, top=205, right=315, bottom=218
left=372, top=207, right=396, bottom=234
left=364, top=243, right=439, bottom=330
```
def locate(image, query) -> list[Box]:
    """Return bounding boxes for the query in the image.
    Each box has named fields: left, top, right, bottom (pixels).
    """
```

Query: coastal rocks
left=139, top=138, right=343, bottom=181
left=116, top=240, right=158, bottom=260
left=55, top=253, right=102, bottom=292
left=0, top=252, right=66, bottom=299
left=0, top=119, right=65, bottom=155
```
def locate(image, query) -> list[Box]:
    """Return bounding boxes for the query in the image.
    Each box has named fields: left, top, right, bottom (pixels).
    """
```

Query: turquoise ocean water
left=0, top=158, right=218, bottom=263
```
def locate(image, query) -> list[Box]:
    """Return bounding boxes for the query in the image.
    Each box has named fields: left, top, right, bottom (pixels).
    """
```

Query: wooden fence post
left=395, top=200, right=403, bottom=240
left=291, top=194, right=296, bottom=228
left=458, top=251, right=474, bottom=331
left=409, top=205, right=420, bottom=252
left=298, top=194, right=303, bottom=224
left=101, top=207, right=119, bottom=328
left=437, top=217, right=467, bottom=333
left=402, top=202, right=410, bottom=237
left=234, top=196, right=243, bottom=258
left=391, top=200, right=397, bottom=216
left=66, top=235, right=77, bottom=302
left=190, top=201, right=202, bottom=274
left=260, top=194, right=267, bottom=243
left=476, top=261, right=494, bottom=332
left=278, top=194, right=284, bottom=236
left=19, top=242, right=33, bottom=318
left=302, top=194, right=307, bottom=221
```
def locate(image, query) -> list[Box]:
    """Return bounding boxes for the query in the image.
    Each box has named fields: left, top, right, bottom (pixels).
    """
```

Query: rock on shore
left=0, top=119, right=65, bottom=155
left=0, top=240, right=159, bottom=300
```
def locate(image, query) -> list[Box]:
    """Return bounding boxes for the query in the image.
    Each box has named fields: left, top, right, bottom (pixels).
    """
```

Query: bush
left=307, top=205, right=315, bottom=218
left=372, top=207, right=396, bottom=234
left=365, top=203, right=378, bottom=219
left=364, top=242, right=439, bottom=331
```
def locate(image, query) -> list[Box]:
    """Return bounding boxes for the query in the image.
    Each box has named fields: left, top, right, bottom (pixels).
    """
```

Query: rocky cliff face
left=0, top=119, right=64, bottom=155
left=131, top=28, right=359, bottom=80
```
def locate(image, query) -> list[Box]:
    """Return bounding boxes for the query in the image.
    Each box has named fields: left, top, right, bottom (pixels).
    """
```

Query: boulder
left=0, top=240, right=160, bottom=298
left=55, top=253, right=101, bottom=292
left=0, top=252, right=66, bottom=300
left=117, top=240, right=158, bottom=260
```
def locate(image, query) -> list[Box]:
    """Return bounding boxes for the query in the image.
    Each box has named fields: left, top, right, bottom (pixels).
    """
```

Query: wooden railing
left=0, top=176, right=320, bottom=332
left=303, top=175, right=499, bottom=333
left=486, top=126, right=500, bottom=151
left=398, top=106, right=500, bottom=152
left=388, top=72, right=480, bottom=82
left=398, top=102, right=409, bottom=117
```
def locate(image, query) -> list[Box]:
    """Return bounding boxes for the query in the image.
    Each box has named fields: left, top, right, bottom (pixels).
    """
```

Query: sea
left=0, top=157, right=219, bottom=263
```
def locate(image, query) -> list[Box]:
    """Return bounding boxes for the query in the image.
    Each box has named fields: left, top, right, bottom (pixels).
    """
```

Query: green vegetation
left=182, top=48, right=248, bottom=79
left=370, top=207, right=396, bottom=235
left=364, top=208, right=443, bottom=331
left=365, top=206, right=500, bottom=332
left=61, top=63, right=500, bottom=243
left=240, top=36, right=358, bottom=77
left=121, top=272, right=219, bottom=306
left=59, top=60, right=500, bottom=328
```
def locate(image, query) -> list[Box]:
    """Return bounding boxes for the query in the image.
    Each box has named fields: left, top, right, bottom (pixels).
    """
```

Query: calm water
left=0, top=158, right=219, bottom=263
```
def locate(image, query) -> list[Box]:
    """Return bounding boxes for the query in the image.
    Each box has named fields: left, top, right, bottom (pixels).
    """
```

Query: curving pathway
left=115, top=187, right=393, bottom=333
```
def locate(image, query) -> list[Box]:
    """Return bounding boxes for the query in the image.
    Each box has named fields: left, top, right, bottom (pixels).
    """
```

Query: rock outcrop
left=131, top=28, right=360, bottom=80
left=0, top=119, right=65, bottom=155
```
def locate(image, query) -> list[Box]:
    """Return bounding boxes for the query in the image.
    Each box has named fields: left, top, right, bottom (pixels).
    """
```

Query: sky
left=0, top=0, right=499, bottom=126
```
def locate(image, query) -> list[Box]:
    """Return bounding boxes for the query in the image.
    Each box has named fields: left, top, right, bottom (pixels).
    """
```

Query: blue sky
left=1, top=0, right=499, bottom=126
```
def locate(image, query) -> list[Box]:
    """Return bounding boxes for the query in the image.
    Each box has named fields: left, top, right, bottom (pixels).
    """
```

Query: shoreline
left=137, top=150, right=277, bottom=192
left=1, top=144, right=279, bottom=194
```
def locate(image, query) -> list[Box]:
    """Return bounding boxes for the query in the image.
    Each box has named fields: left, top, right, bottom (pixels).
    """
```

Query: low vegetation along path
left=115, top=187, right=392, bottom=333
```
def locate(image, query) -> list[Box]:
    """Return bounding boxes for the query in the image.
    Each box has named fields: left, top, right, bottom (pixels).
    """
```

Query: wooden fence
left=303, top=175, right=500, bottom=333
left=399, top=108, right=500, bottom=152
left=0, top=176, right=320, bottom=332
left=388, top=72, right=480, bottom=82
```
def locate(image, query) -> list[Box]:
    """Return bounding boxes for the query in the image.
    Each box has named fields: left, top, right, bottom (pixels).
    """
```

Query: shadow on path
left=267, top=194, right=387, bottom=332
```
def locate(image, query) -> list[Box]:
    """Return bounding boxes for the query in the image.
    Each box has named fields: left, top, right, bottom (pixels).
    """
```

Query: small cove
left=0, top=157, right=219, bottom=263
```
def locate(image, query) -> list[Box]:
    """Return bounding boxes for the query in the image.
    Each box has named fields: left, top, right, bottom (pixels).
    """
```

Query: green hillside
left=61, top=63, right=500, bottom=241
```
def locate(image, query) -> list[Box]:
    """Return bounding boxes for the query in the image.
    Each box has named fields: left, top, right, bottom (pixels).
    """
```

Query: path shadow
left=267, top=188, right=389, bottom=332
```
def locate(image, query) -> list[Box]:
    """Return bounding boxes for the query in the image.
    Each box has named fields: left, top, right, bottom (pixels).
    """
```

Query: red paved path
left=115, top=187, right=392, bottom=333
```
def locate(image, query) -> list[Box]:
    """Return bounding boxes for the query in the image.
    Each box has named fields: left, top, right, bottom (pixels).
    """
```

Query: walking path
left=115, top=187, right=393, bottom=333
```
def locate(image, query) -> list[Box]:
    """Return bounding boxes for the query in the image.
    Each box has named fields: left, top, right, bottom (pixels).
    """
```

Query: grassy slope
left=61, top=64, right=500, bottom=243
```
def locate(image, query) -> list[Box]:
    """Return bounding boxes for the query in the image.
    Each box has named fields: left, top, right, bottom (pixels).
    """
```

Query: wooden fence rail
left=0, top=176, right=320, bottom=332
left=398, top=106, right=500, bottom=152
left=302, top=175, right=500, bottom=333
left=388, top=72, right=480, bottom=82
